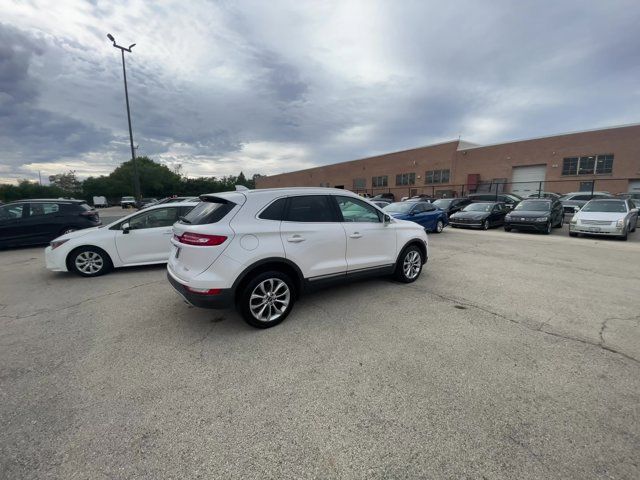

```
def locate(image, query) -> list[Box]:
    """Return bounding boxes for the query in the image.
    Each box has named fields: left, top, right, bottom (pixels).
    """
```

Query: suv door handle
left=287, top=235, right=305, bottom=243
left=349, top=232, right=362, bottom=239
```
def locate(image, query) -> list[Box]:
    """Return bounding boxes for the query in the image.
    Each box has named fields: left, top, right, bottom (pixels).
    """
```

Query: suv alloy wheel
left=239, top=271, right=295, bottom=328
left=394, top=245, right=422, bottom=283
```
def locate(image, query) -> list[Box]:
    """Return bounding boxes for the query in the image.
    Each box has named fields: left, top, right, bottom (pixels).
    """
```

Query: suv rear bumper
left=167, top=271, right=234, bottom=309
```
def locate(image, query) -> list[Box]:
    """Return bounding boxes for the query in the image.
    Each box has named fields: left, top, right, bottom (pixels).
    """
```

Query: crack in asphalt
left=407, top=285, right=640, bottom=366
left=0, top=280, right=164, bottom=321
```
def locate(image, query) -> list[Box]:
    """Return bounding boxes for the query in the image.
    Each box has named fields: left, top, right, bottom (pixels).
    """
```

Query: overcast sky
left=1, top=0, right=639, bottom=184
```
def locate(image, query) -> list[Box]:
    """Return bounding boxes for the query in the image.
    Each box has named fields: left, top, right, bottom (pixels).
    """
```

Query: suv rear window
left=180, top=199, right=234, bottom=225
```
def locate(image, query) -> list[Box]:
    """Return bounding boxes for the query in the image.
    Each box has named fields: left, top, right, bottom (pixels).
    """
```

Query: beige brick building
left=256, top=124, right=640, bottom=198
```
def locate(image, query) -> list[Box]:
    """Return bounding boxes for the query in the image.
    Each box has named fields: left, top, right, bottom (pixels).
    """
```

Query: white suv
left=167, top=188, right=428, bottom=328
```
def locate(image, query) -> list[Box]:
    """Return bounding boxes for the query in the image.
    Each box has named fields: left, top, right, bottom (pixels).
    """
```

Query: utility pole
left=107, top=33, right=141, bottom=200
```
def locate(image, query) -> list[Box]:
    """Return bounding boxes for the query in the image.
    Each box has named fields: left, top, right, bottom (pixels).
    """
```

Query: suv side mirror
left=384, top=214, right=391, bottom=225
left=122, top=222, right=131, bottom=234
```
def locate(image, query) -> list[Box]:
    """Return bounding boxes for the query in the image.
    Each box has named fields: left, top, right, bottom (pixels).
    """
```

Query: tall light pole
left=107, top=33, right=141, bottom=200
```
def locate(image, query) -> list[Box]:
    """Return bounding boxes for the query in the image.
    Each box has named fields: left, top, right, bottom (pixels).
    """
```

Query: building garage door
left=629, top=180, right=640, bottom=193
left=511, top=165, right=547, bottom=197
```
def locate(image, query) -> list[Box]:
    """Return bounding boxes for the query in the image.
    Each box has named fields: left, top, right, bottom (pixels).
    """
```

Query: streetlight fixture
left=107, top=33, right=141, bottom=200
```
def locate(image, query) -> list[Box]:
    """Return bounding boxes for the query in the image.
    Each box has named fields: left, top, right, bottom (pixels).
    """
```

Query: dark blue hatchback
left=383, top=201, right=448, bottom=233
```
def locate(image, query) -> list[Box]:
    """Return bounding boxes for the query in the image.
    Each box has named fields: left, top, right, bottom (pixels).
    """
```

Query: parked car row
left=447, top=197, right=638, bottom=240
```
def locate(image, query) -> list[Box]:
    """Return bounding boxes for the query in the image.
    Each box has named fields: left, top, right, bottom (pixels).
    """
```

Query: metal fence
left=353, top=177, right=638, bottom=200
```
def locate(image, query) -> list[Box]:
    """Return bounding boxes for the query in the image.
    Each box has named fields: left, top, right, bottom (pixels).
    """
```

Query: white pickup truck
left=121, top=196, right=136, bottom=209
left=93, top=196, right=108, bottom=208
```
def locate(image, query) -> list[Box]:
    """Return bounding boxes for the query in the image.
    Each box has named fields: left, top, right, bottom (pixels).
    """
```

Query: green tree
left=82, top=157, right=182, bottom=201
left=48, top=171, right=81, bottom=192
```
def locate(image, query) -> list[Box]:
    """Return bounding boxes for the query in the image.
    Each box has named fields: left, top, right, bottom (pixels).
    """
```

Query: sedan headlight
left=570, top=216, right=578, bottom=224
left=535, top=216, right=548, bottom=222
left=616, top=219, right=624, bottom=228
left=50, top=239, right=69, bottom=250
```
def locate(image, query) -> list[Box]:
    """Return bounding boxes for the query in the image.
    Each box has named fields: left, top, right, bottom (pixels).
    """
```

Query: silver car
left=569, top=199, right=638, bottom=240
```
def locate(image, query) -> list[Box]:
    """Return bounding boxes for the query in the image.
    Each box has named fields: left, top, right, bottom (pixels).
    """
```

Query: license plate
left=175, top=247, right=181, bottom=258
left=585, top=227, right=601, bottom=232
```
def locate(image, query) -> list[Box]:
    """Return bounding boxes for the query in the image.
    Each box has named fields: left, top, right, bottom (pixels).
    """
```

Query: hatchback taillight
left=174, top=232, right=227, bottom=246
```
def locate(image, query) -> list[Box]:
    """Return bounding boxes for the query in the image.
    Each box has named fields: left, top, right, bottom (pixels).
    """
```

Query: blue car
left=383, top=201, right=448, bottom=233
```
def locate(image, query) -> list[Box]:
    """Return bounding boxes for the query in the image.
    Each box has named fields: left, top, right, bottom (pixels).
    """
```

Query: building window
left=372, top=175, right=388, bottom=188
left=562, top=155, right=613, bottom=176
left=353, top=178, right=366, bottom=190
left=395, top=172, right=416, bottom=186
left=578, top=156, right=595, bottom=175
left=562, top=157, right=578, bottom=175
left=595, top=154, right=613, bottom=174
left=425, top=169, right=450, bottom=184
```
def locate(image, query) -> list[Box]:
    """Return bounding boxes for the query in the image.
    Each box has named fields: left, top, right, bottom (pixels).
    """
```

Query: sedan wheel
left=435, top=219, right=444, bottom=233
left=482, top=220, right=489, bottom=230
left=70, top=247, right=112, bottom=277
left=545, top=221, right=552, bottom=235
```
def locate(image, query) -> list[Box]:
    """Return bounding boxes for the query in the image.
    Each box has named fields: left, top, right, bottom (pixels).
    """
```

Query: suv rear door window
left=29, top=202, right=59, bottom=217
left=285, top=196, right=336, bottom=222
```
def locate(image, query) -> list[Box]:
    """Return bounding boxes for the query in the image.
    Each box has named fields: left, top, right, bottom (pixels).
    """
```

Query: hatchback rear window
left=179, top=199, right=235, bottom=225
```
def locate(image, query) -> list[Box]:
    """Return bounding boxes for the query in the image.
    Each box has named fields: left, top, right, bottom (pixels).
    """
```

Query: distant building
left=256, top=124, right=640, bottom=197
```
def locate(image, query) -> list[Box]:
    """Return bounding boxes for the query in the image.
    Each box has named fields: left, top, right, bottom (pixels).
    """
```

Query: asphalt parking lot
left=1, top=226, right=639, bottom=479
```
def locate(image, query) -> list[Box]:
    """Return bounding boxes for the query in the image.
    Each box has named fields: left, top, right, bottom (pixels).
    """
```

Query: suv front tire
left=394, top=245, right=423, bottom=283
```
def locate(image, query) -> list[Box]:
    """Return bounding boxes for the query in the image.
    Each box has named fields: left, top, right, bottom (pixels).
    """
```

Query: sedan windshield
left=514, top=201, right=550, bottom=212
left=383, top=202, right=414, bottom=214
left=433, top=199, right=453, bottom=208
left=462, top=203, right=493, bottom=212
left=581, top=200, right=627, bottom=213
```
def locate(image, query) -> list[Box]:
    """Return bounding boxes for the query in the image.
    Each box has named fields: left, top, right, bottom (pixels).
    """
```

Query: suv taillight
left=174, top=232, right=227, bottom=246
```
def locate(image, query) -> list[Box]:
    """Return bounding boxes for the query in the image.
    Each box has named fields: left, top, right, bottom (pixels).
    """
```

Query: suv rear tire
left=394, top=245, right=423, bottom=283
left=239, top=271, right=295, bottom=328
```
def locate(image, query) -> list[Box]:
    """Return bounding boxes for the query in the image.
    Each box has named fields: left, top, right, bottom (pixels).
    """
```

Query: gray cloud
left=1, top=0, right=639, bottom=182
left=0, top=23, right=114, bottom=174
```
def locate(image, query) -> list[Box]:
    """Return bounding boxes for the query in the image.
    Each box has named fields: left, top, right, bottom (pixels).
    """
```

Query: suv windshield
left=383, top=202, right=414, bottom=214
left=463, top=203, right=493, bottom=212
left=581, top=200, right=627, bottom=213
left=514, top=200, right=550, bottom=212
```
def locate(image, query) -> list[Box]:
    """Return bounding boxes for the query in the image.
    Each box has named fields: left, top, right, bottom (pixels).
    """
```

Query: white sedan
left=45, top=202, right=198, bottom=276
left=569, top=198, right=638, bottom=240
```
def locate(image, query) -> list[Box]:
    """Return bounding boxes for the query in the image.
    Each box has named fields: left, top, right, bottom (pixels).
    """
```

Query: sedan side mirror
left=122, top=222, right=131, bottom=234
left=384, top=214, right=391, bottom=225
